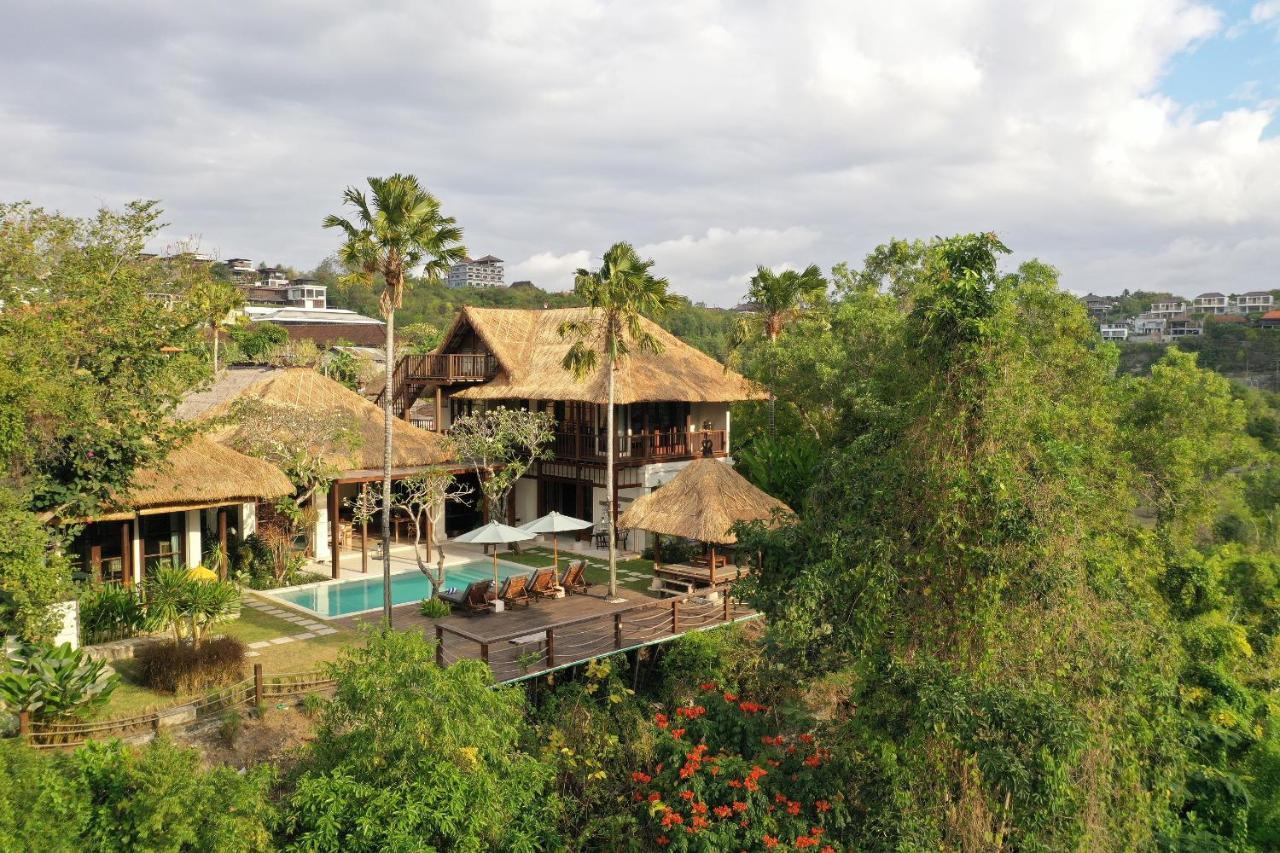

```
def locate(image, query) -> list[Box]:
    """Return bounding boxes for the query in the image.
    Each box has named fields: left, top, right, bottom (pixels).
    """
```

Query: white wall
left=314, top=490, right=331, bottom=560
left=512, top=478, right=538, bottom=528
left=184, top=510, right=202, bottom=568
left=240, top=502, right=257, bottom=538
left=52, top=601, right=79, bottom=650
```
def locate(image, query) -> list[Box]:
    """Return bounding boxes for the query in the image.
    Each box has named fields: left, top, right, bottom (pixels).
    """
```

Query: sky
left=1, top=1, right=1278, bottom=307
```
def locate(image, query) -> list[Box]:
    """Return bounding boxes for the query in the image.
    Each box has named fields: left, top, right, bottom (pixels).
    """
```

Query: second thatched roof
left=92, top=435, right=295, bottom=521
left=444, top=307, right=768, bottom=405
left=618, top=458, right=794, bottom=544
left=179, top=366, right=453, bottom=474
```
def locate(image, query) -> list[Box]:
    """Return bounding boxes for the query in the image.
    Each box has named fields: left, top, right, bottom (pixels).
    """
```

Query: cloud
left=0, top=0, right=1277, bottom=305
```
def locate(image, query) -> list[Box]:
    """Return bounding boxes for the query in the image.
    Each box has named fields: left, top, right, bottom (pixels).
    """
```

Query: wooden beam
left=120, top=521, right=131, bottom=586
left=435, top=386, right=443, bottom=432
left=329, top=484, right=341, bottom=580
left=218, top=509, right=229, bottom=581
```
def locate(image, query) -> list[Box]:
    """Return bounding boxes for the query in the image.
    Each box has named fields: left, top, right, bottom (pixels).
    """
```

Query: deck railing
left=403, top=353, right=498, bottom=383
left=551, top=428, right=727, bottom=464
left=433, top=588, right=756, bottom=683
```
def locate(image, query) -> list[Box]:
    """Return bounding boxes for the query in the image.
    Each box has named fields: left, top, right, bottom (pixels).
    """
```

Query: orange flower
left=631, top=771, right=652, bottom=784
left=699, top=681, right=717, bottom=691
left=798, top=733, right=815, bottom=744
left=763, top=834, right=779, bottom=849
left=714, top=805, right=732, bottom=819
left=648, top=792, right=662, bottom=803
left=709, top=766, right=721, bottom=777
left=732, top=800, right=749, bottom=813
left=691, top=815, right=710, bottom=830
left=786, top=801, right=801, bottom=816
left=655, top=714, right=669, bottom=729
left=656, top=835, right=669, bottom=847
left=671, top=728, right=686, bottom=739
left=810, top=827, right=824, bottom=836
left=795, top=837, right=818, bottom=849
left=727, top=779, right=743, bottom=788
left=723, top=692, right=738, bottom=702
left=815, top=799, right=831, bottom=812
left=679, top=790, right=695, bottom=801
left=804, top=754, right=822, bottom=768
left=821, top=847, right=835, bottom=853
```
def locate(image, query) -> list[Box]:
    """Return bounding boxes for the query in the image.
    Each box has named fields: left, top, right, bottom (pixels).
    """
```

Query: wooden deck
left=334, top=584, right=757, bottom=683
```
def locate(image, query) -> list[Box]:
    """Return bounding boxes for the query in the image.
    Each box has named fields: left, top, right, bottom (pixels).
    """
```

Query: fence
left=18, top=664, right=335, bottom=749
left=434, top=588, right=757, bottom=683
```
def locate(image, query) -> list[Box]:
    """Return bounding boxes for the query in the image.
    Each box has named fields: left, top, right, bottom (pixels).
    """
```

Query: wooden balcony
left=551, top=428, right=727, bottom=465
left=402, top=353, right=498, bottom=384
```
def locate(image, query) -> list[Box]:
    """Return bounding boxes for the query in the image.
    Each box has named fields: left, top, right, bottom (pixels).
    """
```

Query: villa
left=377, top=306, right=768, bottom=546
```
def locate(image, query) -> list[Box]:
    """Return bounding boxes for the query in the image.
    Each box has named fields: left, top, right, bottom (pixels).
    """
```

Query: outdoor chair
left=440, top=579, right=494, bottom=615
left=528, top=567, right=559, bottom=599
left=560, top=560, right=588, bottom=595
left=498, top=573, right=531, bottom=608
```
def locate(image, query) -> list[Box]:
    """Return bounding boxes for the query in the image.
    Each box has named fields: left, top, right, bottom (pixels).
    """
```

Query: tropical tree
left=448, top=407, right=554, bottom=525
left=184, top=278, right=243, bottom=374
left=732, top=263, right=827, bottom=432
left=559, top=242, right=679, bottom=600
left=323, top=175, right=466, bottom=625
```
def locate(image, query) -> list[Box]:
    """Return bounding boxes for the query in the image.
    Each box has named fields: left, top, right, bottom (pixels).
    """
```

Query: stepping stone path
left=240, top=596, right=343, bottom=650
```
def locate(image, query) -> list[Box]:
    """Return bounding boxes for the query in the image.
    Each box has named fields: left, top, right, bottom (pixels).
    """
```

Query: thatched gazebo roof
left=178, top=366, right=453, bottom=475
left=92, top=435, right=295, bottom=521
left=618, top=458, right=794, bottom=544
left=445, top=307, right=768, bottom=405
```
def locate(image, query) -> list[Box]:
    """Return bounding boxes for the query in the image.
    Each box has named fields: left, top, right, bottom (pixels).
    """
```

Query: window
left=140, top=512, right=184, bottom=574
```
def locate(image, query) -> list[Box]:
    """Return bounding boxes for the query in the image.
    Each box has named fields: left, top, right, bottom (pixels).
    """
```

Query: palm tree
left=733, top=264, right=827, bottom=432
left=559, top=242, right=679, bottom=601
left=187, top=279, right=243, bottom=374
left=323, top=175, right=466, bottom=624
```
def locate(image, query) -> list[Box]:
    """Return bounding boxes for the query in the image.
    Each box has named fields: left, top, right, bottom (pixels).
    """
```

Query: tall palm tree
left=187, top=279, right=243, bottom=374
left=733, top=264, right=827, bottom=432
left=559, top=242, right=679, bottom=601
left=323, top=175, right=465, bottom=624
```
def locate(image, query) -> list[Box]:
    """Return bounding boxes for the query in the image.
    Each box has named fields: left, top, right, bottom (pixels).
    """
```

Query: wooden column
left=217, top=509, right=228, bottom=580
left=329, top=484, right=341, bottom=579
left=709, top=545, right=717, bottom=585
left=120, top=521, right=132, bottom=586
left=653, top=533, right=662, bottom=571
left=435, top=386, right=443, bottom=432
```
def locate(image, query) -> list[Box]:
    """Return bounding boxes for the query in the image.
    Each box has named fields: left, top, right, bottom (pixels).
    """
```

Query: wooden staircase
left=375, top=353, right=499, bottom=423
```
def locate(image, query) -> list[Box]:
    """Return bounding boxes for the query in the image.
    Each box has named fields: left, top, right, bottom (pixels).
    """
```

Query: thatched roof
left=618, top=458, right=794, bottom=544
left=179, top=366, right=453, bottom=474
left=445, top=307, right=767, bottom=405
left=93, top=435, right=295, bottom=521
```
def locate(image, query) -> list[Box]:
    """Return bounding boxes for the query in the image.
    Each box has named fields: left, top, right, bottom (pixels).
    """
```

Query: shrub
left=643, top=537, right=699, bottom=565
left=135, top=636, right=246, bottom=694
left=143, top=567, right=240, bottom=647
left=219, top=710, right=242, bottom=749
left=78, top=584, right=147, bottom=646
left=628, top=683, right=850, bottom=851
left=420, top=596, right=451, bottom=618
left=0, top=642, right=118, bottom=721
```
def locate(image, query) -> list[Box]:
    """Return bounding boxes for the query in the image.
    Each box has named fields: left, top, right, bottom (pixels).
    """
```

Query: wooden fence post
left=547, top=629, right=556, bottom=668
left=435, top=625, right=445, bottom=667
left=17, top=710, right=29, bottom=736
left=253, top=663, right=264, bottom=707
left=480, top=642, right=490, bottom=664
left=723, top=593, right=731, bottom=622
left=614, top=613, right=623, bottom=649
left=671, top=599, right=679, bottom=634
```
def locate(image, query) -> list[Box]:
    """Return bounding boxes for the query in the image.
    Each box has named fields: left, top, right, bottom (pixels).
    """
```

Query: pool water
left=268, top=559, right=532, bottom=618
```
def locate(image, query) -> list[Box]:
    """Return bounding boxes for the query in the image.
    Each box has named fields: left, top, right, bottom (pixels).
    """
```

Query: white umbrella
left=520, top=511, right=594, bottom=570
left=452, top=520, right=536, bottom=582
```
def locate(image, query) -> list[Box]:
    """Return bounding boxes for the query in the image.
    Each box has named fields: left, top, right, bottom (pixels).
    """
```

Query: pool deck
left=333, top=582, right=757, bottom=683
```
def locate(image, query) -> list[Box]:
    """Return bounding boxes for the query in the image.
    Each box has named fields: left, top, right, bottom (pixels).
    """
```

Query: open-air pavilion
left=618, top=456, right=794, bottom=593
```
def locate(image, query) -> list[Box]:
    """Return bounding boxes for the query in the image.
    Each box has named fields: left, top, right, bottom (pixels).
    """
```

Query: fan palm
left=323, top=175, right=466, bottom=624
left=733, top=264, right=827, bottom=431
left=187, top=279, right=243, bottom=374
left=559, top=242, right=679, bottom=600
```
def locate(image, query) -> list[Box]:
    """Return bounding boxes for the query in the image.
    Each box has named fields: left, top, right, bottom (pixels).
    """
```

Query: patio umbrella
left=519, top=511, right=593, bottom=570
left=452, top=520, right=536, bottom=582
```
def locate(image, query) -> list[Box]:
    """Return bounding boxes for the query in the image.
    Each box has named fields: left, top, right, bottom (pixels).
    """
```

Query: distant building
left=447, top=255, right=504, bottom=289
left=224, top=260, right=327, bottom=310
left=1236, top=292, right=1275, bottom=314
left=1149, top=299, right=1187, bottom=319
left=1167, top=315, right=1203, bottom=337
left=1134, top=313, right=1166, bottom=336
left=1100, top=323, right=1129, bottom=341
left=1080, top=294, right=1113, bottom=316
left=1191, top=293, right=1230, bottom=315
left=510, top=279, right=536, bottom=290
left=243, top=306, right=385, bottom=347
left=225, top=258, right=255, bottom=275
left=1260, top=310, right=1280, bottom=329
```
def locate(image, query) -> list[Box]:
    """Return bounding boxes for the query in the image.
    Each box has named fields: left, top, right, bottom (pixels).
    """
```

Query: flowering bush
left=631, top=683, right=848, bottom=851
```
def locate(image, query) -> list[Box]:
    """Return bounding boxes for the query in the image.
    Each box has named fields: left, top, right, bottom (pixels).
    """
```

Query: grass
left=92, top=601, right=357, bottom=720
left=521, top=546, right=656, bottom=594
left=499, top=549, right=556, bottom=569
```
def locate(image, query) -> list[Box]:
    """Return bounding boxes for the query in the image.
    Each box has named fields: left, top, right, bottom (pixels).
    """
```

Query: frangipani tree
left=448, top=407, right=554, bottom=525
left=559, top=242, right=679, bottom=600
left=323, top=174, right=466, bottom=624
left=349, top=469, right=474, bottom=599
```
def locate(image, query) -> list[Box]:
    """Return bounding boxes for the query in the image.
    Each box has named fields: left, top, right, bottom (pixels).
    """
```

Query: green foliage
left=279, top=627, right=560, bottom=851
left=448, top=406, right=554, bottom=520
left=0, top=487, right=70, bottom=642
left=219, top=709, right=243, bottom=749
left=227, top=321, right=289, bottom=362
left=0, top=200, right=206, bottom=518
left=419, top=596, right=451, bottom=618
left=77, top=583, right=147, bottom=645
left=142, top=567, right=240, bottom=648
left=135, top=635, right=246, bottom=694
left=732, top=432, right=822, bottom=509
left=0, top=641, right=117, bottom=720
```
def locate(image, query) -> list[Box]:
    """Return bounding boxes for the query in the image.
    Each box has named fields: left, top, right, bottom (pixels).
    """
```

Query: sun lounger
left=498, top=573, right=531, bottom=608
left=528, top=567, right=559, bottom=599
left=440, top=580, right=494, bottom=614
left=560, top=560, right=588, bottom=595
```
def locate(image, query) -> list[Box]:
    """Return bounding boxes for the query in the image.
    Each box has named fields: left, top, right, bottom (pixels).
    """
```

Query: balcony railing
left=402, top=353, right=498, bottom=383
left=551, top=428, right=727, bottom=464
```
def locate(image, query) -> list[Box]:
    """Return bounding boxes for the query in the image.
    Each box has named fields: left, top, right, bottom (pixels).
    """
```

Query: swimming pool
left=266, top=559, right=532, bottom=618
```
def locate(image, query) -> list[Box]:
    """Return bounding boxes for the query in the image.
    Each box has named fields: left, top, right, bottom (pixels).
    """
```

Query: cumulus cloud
left=0, top=0, right=1277, bottom=304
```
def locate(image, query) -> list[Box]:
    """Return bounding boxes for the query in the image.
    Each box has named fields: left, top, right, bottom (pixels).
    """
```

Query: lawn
left=93, top=603, right=357, bottom=720
left=520, top=546, right=656, bottom=594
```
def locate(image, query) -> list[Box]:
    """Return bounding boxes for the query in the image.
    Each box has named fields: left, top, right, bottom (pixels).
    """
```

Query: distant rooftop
left=244, top=306, right=382, bottom=325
